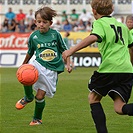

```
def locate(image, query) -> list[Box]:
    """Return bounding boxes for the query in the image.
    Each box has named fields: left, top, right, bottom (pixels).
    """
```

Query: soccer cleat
left=29, top=119, right=42, bottom=126
left=15, top=97, right=32, bottom=110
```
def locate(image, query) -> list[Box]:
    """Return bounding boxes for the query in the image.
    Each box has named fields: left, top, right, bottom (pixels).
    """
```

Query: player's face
left=35, top=13, right=52, bottom=33
left=126, top=19, right=133, bottom=30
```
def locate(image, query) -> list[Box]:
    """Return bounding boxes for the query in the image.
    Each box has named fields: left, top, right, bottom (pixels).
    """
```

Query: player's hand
left=66, top=65, right=72, bottom=73
left=62, top=50, right=70, bottom=61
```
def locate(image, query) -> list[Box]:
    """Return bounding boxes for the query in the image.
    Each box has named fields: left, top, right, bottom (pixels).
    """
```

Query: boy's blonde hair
left=126, top=15, right=133, bottom=22
left=91, top=0, right=113, bottom=15
left=35, top=6, right=57, bottom=21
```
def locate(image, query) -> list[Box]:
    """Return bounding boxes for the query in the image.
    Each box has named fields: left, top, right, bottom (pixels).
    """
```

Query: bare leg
left=113, top=93, right=133, bottom=116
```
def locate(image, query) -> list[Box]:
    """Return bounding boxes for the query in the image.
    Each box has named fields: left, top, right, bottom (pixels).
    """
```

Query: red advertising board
left=0, top=32, right=101, bottom=67
left=0, top=32, right=30, bottom=50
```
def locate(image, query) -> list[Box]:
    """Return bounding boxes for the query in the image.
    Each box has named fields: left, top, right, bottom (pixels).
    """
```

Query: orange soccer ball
left=16, top=64, right=39, bottom=86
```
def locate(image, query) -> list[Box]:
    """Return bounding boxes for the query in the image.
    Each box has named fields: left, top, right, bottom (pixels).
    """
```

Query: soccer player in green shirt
left=126, top=15, right=133, bottom=66
left=62, top=0, right=133, bottom=132
left=15, top=6, right=72, bottom=126
left=126, top=15, right=133, bottom=37
left=126, top=15, right=133, bottom=32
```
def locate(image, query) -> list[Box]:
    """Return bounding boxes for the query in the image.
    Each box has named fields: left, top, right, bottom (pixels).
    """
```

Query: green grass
left=0, top=67, right=133, bottom=133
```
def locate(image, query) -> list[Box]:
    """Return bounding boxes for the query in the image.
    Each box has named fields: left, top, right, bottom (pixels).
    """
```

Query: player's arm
left=62, top=35, right=98, bottom=60
left=65, top=56, right=72, bottom=73
left=22, top=53, right=32, bottom=64
left=22, top=36, right=35, bottom=64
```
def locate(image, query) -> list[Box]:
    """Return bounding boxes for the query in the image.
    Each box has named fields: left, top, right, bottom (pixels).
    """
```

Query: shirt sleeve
left=57, top=31, right=68, bottom=53
left=90, top=21, right=104, bottom=43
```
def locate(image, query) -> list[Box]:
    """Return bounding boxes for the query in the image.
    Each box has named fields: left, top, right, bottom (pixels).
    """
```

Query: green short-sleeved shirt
left=130, top=29, right=133, bottom=36
left=90, top=16, right=133, bottom=73
left=70, top=14, right=79, bottom=21
left=27, top=28, right=67, bottom=73
left=63, top=37, right=70, bottom=49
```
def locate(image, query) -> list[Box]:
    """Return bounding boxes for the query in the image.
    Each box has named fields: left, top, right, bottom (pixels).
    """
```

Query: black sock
left=122, top=103, right=133, bottom=116
left=90, top=102, right=108, bottom=133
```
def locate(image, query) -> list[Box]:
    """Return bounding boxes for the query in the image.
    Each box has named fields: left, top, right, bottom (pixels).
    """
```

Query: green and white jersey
left=90, top=16, right=133, bottom=73
left=63, top=37, right=70, bottom=49
left=27, top=28, right=68, bottom=73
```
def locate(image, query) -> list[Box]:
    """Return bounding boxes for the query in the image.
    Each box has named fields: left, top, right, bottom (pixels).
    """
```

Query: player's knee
left=35, top=94, right=44, bottom=100
left=114, top=109, right=120, bottom=114
left=88, top=94, right=93, bottom=104
left=114, top=99, right=125, bottom=115
left=36, top=89, right=46, bottom=100
left=88, top=94, right=97, bottom=104
left=114, top=106, right=123, bottom=115
left=88, top=92, right=102, bottom=104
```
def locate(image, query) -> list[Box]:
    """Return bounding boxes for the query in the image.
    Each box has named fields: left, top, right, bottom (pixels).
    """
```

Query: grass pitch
left=0, top=67, right=133, bottom=133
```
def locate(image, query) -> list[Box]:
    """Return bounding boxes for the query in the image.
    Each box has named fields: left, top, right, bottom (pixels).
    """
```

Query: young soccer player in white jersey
left=15, top=6, right=72, bottom=125
left=62, top=0, right=133, bottom=132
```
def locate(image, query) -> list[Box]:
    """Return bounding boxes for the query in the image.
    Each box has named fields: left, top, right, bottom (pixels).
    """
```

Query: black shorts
left=88, top=71, right=133, bottom=103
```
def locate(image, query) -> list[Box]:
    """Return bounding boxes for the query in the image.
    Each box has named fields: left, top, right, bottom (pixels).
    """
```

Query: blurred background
left=0, top=0, right=133, bottom=68
left=0, top=0, right=132, bottom=24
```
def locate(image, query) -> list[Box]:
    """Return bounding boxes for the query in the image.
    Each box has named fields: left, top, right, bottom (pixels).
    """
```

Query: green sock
left=23, top=85, right=34, bottom=101
left=34, top=99, right=45, bottom=120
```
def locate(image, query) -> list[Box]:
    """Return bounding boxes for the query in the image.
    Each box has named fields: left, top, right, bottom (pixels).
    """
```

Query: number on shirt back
left=110, top=25, right=124, bottom=44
